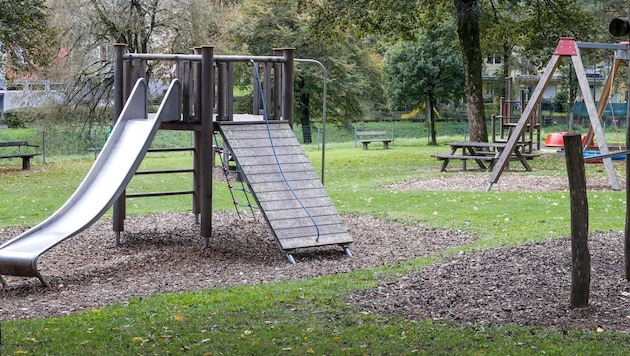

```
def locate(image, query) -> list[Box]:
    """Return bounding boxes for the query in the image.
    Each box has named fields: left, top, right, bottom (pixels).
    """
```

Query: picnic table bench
left=354, top=128, right=393, bottom=150
left=432, top=141, right=537, bottom=172
left=0, top=141, right=41, bottom=169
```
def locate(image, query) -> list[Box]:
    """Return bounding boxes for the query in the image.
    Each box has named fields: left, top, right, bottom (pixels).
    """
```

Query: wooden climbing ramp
left=217, top=121, right=353, bottom=262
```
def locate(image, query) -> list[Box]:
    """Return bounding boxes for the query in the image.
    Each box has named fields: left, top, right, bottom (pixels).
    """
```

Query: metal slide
left=0, top=78, right=182, bottom=287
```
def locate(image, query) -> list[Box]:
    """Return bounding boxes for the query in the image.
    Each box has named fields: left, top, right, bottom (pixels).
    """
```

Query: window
left=486, top=56, right=502, bottom=65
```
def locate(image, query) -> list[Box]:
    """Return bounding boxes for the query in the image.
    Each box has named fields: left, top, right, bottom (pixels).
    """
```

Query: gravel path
left=2, top=173, right=629, bottom=332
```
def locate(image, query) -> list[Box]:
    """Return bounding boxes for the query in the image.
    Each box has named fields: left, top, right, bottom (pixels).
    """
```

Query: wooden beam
left=487, top=54, right=563, bottom=190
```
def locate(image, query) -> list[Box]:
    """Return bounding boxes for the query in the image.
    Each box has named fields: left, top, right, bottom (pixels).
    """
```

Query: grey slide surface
left=0, top=79, right=181, bottom=286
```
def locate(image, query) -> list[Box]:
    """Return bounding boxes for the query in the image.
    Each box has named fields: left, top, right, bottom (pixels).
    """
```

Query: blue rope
left=251, top=60, right=320, bottom=241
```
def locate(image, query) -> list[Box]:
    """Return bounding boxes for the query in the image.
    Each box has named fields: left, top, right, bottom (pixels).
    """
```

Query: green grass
left=1, top=129, right=630, bottom=354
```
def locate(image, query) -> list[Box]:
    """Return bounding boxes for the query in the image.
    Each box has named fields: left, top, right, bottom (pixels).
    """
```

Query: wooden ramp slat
left=218, top=122, right=353, bottom=252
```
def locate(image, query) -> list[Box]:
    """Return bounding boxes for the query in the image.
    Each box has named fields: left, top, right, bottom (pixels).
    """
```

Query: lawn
left=1, top=125, right=630, bottom=354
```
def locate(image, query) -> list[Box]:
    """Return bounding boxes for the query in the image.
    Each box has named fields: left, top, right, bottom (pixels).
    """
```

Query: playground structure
left=491, top=95, right=542, bottom=154
left=0, top=45, right=353, bottom=287
left=489, top=38, right=630, bottom=191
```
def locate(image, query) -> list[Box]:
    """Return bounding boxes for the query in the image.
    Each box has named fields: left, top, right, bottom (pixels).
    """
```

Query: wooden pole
left=112, top=44, right=127, bottom=246
left=200, top=46, right=214, bottom=246
left=625, top=36, right=630, bottom=280
left=487, top=54, right=562, bottom=190
left=282, top=48, right=295, bottom=127
left=563, top=134, right=591, bottom=308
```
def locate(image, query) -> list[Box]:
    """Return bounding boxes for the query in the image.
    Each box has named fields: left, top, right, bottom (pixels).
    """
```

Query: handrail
left=123, top=53, right=288, bottom=63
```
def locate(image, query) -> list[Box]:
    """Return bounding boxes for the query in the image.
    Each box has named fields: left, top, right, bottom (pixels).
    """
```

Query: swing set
left=489, top=37, right=630, bottom=191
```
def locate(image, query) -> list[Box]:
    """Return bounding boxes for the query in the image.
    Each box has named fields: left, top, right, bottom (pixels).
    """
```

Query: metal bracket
left=343, top=246, right=353, bottom=257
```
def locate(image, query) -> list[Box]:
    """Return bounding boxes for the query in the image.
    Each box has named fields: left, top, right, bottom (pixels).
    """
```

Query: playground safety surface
left=0, top=211, right=474, bottom=321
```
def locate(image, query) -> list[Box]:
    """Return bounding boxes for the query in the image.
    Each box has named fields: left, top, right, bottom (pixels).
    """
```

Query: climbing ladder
left=213, top=133, right=258, bottom=220
left=216, top=121, right=353, bottom=263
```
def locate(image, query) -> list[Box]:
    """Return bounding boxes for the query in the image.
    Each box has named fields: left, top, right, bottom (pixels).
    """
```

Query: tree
left=47, top=0, right=235, bottom=125
left=453, top=0, right=487, bottom=142
left=383, top=25, right=465, bottom=145
left=312, top=0, right=596, bottom=142
left=227, top=0, right=382, bottom=143
left=0, top=0, right=57, bottom=75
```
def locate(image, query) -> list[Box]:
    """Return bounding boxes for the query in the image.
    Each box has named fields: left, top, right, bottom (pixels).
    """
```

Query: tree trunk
left=300, top=91, right=312, bottom=144
left=429, top=99, right=437, bottom=145
left=500, top=42, right=512, bottom=100
left=454, top=0, right=488, bottom=142
left=564, top=134, right=590, bottom=308
left=296, top=77, right=312, bottom=144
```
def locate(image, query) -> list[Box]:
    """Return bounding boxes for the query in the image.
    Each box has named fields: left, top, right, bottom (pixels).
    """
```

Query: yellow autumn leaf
left=307, top=349, right=315, bottom=354
left=173, top=314, right=185, bottom=321
left=14, top=350, right=28, bottom=355
left=132, top=336, right=144, bottom=342
left=333, top=336, right=340, bottom=342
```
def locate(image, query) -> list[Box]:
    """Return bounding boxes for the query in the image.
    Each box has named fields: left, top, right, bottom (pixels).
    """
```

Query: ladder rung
left=126, top=190, right=193, bottom=198
left=148, top=147, right=194, bottom=152
left=135, top=169, right=194, bottom=175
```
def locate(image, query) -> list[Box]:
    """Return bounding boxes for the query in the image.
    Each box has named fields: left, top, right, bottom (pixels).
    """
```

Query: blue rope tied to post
left=251, top=60, right=320, bottom=241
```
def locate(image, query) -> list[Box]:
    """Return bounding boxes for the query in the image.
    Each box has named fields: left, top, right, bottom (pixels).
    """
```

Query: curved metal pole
left=295, top=58, right=328, bottom=185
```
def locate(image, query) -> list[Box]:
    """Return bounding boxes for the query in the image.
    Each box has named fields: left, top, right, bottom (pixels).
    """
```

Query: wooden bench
left=0, top=141, right=41, bottom=169
left=354, top=129, right=393, bottom=150
left=432, top=154, right=497, bottom=171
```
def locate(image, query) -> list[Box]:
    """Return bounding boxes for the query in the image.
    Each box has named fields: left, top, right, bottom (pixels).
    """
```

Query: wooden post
left=563, top=134, right=591, bottom=308
left=192, top=47, right=202, bottom=221
left=112, top=44, right=127, bottom=245
left=282, top=48, right=295, bottom=127
left=626, top=33, right=630, bottom=281
left=200, top=46, right=214, bottom=246
left=273, top=49, right=283, bottom=120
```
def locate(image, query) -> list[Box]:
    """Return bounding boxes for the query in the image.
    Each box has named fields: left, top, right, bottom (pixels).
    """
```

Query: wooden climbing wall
left=217, top=122, right=353, bottom=252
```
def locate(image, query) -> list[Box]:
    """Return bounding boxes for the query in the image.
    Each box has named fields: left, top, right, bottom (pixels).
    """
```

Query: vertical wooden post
left=226, top=62, right=234, bottom=121
left=563, top=134, right=591, bottom=308
left=192, top=47, right=202, bottom=221
left=252, top=63, right=260, bottom=115
left=626, top=34, right=630, bottom=281
left=112, top=44, right=127, bottom=246
left=282, top=48, right=294, bottom=127
left=200, top=46, right=214, bottom=246
left=177, top=59, right=191, bottom=120
left=263, top=62, right=272, bottom=117
left=273, top=49, right=283, bottom=121
left=217, top=62, right=226, bottom=121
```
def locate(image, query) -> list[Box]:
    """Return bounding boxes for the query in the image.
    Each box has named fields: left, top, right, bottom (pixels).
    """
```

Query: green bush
left=234, top=93, right=254, bottom=114
left=1, top=108, right=38, bottom=128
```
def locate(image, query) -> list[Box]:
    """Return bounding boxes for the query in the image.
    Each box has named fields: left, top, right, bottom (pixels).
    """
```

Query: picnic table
left=431, top=141, right=534, bottom=172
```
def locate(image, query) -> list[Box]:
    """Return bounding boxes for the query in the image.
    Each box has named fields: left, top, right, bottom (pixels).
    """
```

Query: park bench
left=354, top=126, right=394, bottom=150
left=0, top=141, right=41, bottom=169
